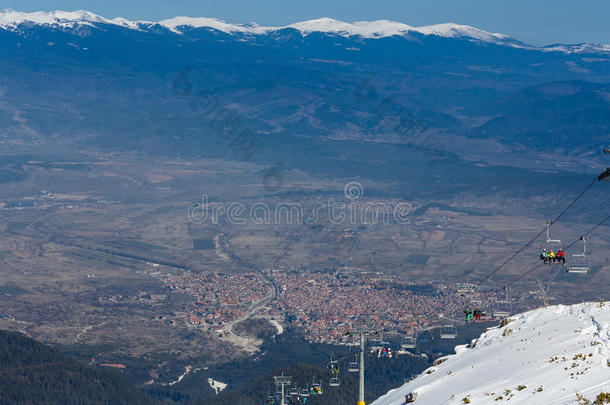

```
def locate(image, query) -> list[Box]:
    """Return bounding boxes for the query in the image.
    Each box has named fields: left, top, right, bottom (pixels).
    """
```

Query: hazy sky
left=3, top=0, right=610, bottom=46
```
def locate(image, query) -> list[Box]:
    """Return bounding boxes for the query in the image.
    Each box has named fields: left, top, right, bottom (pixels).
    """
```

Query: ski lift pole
left=347, top=325, right=378, bottom=405
left=359, top=329, right=365, bottom=405
left=273, top=374, right=292, bottom=405
left=345, top=320, right=380, bottom=405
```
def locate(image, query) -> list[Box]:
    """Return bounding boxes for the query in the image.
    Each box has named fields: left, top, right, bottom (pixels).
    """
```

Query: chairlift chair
left=566, top=265, right=590, bottom=274
left=329, top=360, right=339, bottom=375
left=457, top=283, right=475, bottom=295
left=378, top=335, right=392, bottom=357
left=418, top=329, right=433, bottom=344
left=300, top=388, right=310, bottom=397
left=494, top=287, right=511, bottom=318
left=440, top=324, right=457, bottom=339
left=347, top=356, right=359, bottom=373
left=329, top=377, right=340, bottom=387
left=377, top=346, right=391, bottom=358
left=567, top=236, right=591, bottom=274
left=369, top=333, right=384, bottom=351
left=377, top=333, right=390, bottom=347
left=329, top=353, right=339, bottom=375
left=311, top=379, right=323, bottom=395
left=496, top=286, right=511, bottom=304
left=494, top=305, right=511, bottom=318
left=401, top=336, right=416, bottom=349
left=545, top=220, right=561, bottom=244
left=289, top=385, right=299, bottom=396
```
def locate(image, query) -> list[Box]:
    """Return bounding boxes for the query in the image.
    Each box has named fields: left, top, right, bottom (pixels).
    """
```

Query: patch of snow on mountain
left=207, top=378, right=228, bottom=394
left=372, top=302, right=610, bottom=405
left=159, top=17, right=273, bottom=35
left=287, top=18, right=415, bottom=38
left=543, top=43, right=610, bottom=54
left=0, top=9, right=144, bottom=30
left=415, top=23, right=511, bottom=43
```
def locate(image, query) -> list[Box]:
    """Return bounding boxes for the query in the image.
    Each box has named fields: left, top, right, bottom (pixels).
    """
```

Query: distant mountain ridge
left=0, top=9, right=521, bottom=41
left=1, top=8, right=609, bottom=53
left=0, top=7, right=609, bottom=171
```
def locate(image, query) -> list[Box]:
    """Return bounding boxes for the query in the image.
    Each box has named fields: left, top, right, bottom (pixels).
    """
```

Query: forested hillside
left=0, top=330, right=154, bottom=405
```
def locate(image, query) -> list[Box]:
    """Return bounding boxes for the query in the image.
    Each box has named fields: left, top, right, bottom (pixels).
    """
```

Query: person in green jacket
left=540, top=249, right=548, bottom=264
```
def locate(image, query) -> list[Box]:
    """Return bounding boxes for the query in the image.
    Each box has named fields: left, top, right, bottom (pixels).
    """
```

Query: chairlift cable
left=476, top=175, right=599, bottom=288
left=504, top=212, right=610, bottom=287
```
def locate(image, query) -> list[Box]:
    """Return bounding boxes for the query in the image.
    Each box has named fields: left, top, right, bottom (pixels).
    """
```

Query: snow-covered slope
left=373, top=303, right=610, bottom=405
left=285, top=18, right=511, bottom=43
left=0, top=9, right=144, bottom=30
left=159, top=17, right=272, bottom=35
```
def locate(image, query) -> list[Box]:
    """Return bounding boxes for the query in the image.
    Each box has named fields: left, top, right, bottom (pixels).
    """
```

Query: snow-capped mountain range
left=1, top=8, right=609, bottom=162
left=0, top=9, right=515, bottom=41
left=372, top=303, right=610, bottom=405
left=1, top=9, right=608, bottom=53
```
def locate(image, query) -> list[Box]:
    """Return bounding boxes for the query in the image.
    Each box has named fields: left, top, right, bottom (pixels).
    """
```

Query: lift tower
left=347, top=326, right=379, bottom=405
left=273, top=374, right=292, bottom=405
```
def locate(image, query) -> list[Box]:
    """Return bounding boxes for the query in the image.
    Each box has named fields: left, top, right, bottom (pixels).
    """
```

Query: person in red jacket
left=556, top=249, right=566, bottom=264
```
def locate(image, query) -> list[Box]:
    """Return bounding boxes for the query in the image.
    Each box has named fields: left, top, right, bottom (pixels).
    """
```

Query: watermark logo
left=171, top=67, right=262, bottom=161
left=187, top=182, right=413, bottom=226
left=355, top=74, right=447, bottom=164
left=344, top=181, right=364, bottom=200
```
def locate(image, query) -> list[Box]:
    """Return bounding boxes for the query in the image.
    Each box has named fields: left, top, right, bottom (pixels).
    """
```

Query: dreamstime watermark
left=187, top=182, right=413, bottom=226
left=344, top=181, right=365, bottom=200
left=172, top=67, right=262, bottom=160
left=356, top=74, right=447, bottom=164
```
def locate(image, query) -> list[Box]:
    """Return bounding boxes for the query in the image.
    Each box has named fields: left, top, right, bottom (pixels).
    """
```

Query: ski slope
left=372, top=303, right=610, bottom=405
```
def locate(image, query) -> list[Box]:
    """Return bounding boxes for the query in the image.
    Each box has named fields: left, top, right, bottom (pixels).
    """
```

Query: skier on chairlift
left=540, top=249, right=548, bottom=264
left=556, top=249, right=566, bottom=264
left=464, top=308, right=474, bottom=322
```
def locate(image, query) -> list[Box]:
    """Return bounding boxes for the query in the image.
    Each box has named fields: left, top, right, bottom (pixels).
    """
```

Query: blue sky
left=3, top=0, right=610, bottom=45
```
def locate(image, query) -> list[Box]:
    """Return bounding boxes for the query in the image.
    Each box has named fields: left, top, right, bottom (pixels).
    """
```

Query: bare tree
left=536, top=279, right=551, bottom=307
